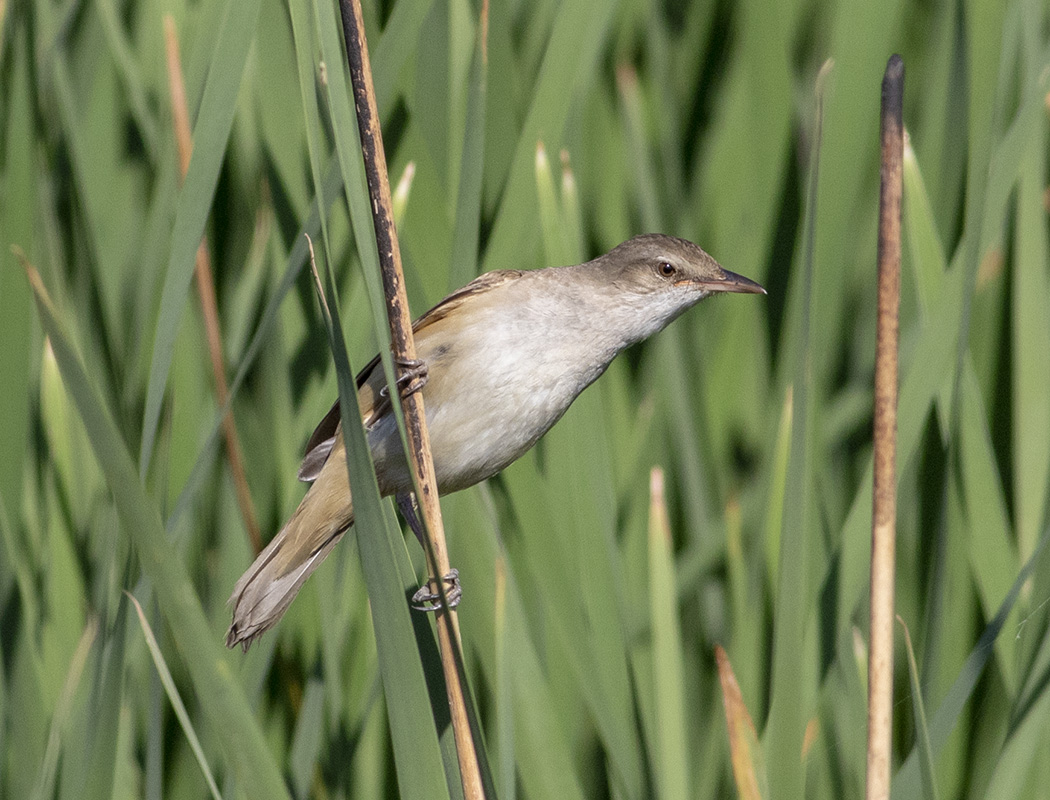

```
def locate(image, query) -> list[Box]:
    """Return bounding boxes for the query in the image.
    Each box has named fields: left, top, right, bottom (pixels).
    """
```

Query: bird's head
left=590, top=233, right=765, bottom=343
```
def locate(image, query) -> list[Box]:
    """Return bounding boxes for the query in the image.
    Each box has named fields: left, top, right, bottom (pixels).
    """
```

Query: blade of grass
left=0, top=618, right=5, bottom=787
left=901, top=134, right=951, bottom=433
left=725, top=496, right=763, bottom=725
left=392, top=161, right=418, bottom=227
left=140, top=0, right=263, bottom=476
left=288, top=677, right=326, bottom=800
left=48, top=53, right=127, bottom=394
left=94, top=0, right=159, bottom=161
left=127, top=593, right=221, bottom=800
left=370, top=0, right=436, bottom=119
left=716, top=644, right=768, bottom=800
left=315, top=0, right=401, bottom=436
left=616, top=64, right=662, bottom=232
left=534, top=141, right=571, bottom=266
left=1010, top=129, right=1050, bottom=563
left=29, top=619, right=97, bottom=800
left=696, top=0, right=793, bottom=277
left=481, top=0, right=618, bottom=273
left=764, top=60, right=829, bottom=800
left=979, top=580, right=1050, bottom=798
left=653, top=329, right=719, bottom=568
left=24, top=262, right=291, bottom=800
left=410, top=2, right=452, bottom=193
left=891, top=524, right=1050, bottom=799
left=648, top=468, right=690, bottom=800
left=443, top=488, right=589, bottom=800
left=901, top=134, right=947, bottom=318
left=898, top=617, right=939, bottom=800
left=165, top=14, right=262, bottom=554
left=309, top=235, right=454, bottom=800
left=311, top=0, right=478, bottom=792
left=558, top=151, right=585, bottom=264
left=165, top=164, right=343, bottom=533
left=958, top=361, right=1019, bottom=690
left=493, top=557, right=515, bottom=800
left=809, top=0, right=905, bottom=393
left=447, top=1, right=488, bottom=292
left=763, top=388, right=793, bottom=593
left=0, top=28, right=35, bottom=530
left=979, top=658, right=1050, bottom=798
left=58, top=589, right=127, bottom=800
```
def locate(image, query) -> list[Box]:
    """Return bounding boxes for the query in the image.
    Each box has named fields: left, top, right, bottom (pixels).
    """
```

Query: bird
left=226, top=233, right=765, bottom=650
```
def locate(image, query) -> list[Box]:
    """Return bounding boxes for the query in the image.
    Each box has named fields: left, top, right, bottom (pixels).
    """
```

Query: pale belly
left=367, top=307, right=613, bottom=496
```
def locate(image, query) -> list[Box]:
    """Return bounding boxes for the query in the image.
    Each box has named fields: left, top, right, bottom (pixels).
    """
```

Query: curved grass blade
left=30, top=620, right=97, bottom=800
left=716, top=645, right=768, bottom=800
left=898, top=617, right=939, bottom=800
left=902, top=134, right=947, bottom=317
left=314, top=0, right=406, bottom=453
left=127, top=593, right=222, bottom=800
left=979, top=613, right=1050, bottom=799
left=62, top=597, right=127, bottom=800
left=24, top=264, right=291, bottom=800
left=891, top=524, right=1050, bottom=799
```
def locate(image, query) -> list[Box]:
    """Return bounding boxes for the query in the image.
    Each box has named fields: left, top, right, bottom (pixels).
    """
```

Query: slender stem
left=163, top=16, right=262, bottom=554
left=336, top=2, right=484, bottom=798
left=866, top=53, right=904, bottom=800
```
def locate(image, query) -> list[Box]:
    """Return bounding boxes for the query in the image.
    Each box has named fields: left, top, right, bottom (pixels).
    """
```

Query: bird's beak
left=694, top=268, right=766, bottom=295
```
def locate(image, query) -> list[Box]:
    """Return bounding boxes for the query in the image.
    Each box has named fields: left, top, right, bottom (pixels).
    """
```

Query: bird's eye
left=657, top=261, right=676, bottom=278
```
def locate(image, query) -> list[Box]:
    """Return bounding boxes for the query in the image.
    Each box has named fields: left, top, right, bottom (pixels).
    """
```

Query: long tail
left=226, top=443, right=353, bottom=651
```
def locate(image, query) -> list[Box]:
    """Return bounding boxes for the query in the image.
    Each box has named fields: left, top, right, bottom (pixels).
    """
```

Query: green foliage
left=2, top=0, right=1049, bottom=798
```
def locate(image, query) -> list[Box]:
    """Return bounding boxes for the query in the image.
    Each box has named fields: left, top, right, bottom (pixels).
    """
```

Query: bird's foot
left=411, top=569, right=462, bottom=612
left=380, top=357, right=428, bottom=400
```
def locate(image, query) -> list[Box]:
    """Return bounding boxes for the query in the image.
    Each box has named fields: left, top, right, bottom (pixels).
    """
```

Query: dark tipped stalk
left=866, top=54, right=904, bottom=800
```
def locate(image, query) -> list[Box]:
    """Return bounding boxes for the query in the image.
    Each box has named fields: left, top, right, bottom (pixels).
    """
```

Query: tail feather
left=226, top=440, right=353, bottom=650
left=225, top=528, right=345, bottom=650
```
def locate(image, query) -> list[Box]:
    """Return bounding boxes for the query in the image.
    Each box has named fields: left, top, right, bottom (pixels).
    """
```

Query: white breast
left=368, top=278, right=620, bottom=495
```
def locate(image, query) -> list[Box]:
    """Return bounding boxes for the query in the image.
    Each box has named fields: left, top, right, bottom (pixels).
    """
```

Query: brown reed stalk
left=336, top=1, right=485, bottom=797
left=866, top=53, right=904, bottom=800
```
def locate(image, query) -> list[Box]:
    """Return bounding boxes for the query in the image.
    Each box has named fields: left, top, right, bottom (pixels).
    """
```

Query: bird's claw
left=411, top=568, right=462, bottom=612
left=380, top=357, right=429, bottom=400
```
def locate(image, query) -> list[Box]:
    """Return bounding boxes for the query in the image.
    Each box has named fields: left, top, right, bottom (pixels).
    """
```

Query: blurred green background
left=2, top=0, right=1050, bottom=798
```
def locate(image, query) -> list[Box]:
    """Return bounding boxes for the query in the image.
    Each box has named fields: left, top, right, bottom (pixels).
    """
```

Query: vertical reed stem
left=336, top=3, right=484, bottom=797
left=866, top=53, right=904, bottom=800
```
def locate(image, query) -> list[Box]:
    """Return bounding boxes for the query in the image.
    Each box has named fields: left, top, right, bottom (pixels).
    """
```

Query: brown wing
left=296, top=269, right=525, bottom=481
